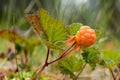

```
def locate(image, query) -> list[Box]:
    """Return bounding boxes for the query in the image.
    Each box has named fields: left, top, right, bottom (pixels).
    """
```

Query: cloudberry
left=65, top=26, right=96, bottom=51
left=75, top=26, right=96, bottom=47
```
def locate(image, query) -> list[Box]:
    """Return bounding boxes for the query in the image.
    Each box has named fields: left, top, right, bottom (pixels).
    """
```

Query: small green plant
left=0, top=30, right=40, bottom=79
left=0, top=8, right=120, bottom=80
left=25, top=8, right=100, bottom=80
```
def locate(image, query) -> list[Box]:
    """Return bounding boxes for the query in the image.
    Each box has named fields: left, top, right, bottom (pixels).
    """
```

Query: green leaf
left=37, top=8, right=53, bottom=39
left=59, top=56, right=83, bottom=78
left=66, top=23, right=83, bottom=35
left=42, top=40, right=64, bottom=51
left=103, top=50, right=120, bottom=62
left=82, top=48, right=101, bottom=69
left=102, top=50, right=120, bottom=67
left=26, top=8, right=67, bottom=50
left=38, top=9, right=67, bottom=43
left=47, top=19, right=67, bottom=43
left=88, top=50, right=100, bottom=63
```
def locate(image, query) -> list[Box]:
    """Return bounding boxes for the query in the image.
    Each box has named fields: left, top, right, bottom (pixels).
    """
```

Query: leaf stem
left=73, top=63, right=87, bottom=80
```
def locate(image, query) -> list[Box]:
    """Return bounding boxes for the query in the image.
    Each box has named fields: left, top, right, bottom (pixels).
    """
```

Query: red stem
left=109, top=67, right=116, bottom=80
left=33, top=47, right=50, bottom=80
left=45, top=48, right=50, bottom=65
left=48, top=42, right=75, bottom=65
left=115, top=71, right=120, bottom=80
left=33, top=42, right=76, bottom=80
left=73, top=63, right=87, bottom=80
left=114, top=67, right=120, bottom=80
left=33, top=64, right=46, bottom=80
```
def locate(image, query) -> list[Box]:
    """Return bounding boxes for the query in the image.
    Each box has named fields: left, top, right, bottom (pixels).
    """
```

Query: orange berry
left=75, top=26, right=96, bottom=47
left=80, top=26, right=90, bottom=30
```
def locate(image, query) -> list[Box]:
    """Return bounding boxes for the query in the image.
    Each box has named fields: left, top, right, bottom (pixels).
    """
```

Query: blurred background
left=0, top=0, right=120, bottom=51
left=0, top=0, right=120, bottom=79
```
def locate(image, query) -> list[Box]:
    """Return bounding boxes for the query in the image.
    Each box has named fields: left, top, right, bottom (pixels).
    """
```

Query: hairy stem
left=74, top=63, right=87, bottom=80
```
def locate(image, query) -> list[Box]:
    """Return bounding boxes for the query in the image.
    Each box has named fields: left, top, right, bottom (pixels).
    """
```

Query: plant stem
left=45, top=48, right=50, bottom=65
left=33, top=64, right=46, bottom=80
left=115, top=71, right=119, bottom=80
left=33, top=47, right=50, bottom=80
left=33, top=42, right=75, bottom=80
left=73, top=63, right=87, bottom=80
left=48, top=42, right=75, bottom=65
left=109, top=67, right=116, bottom=80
